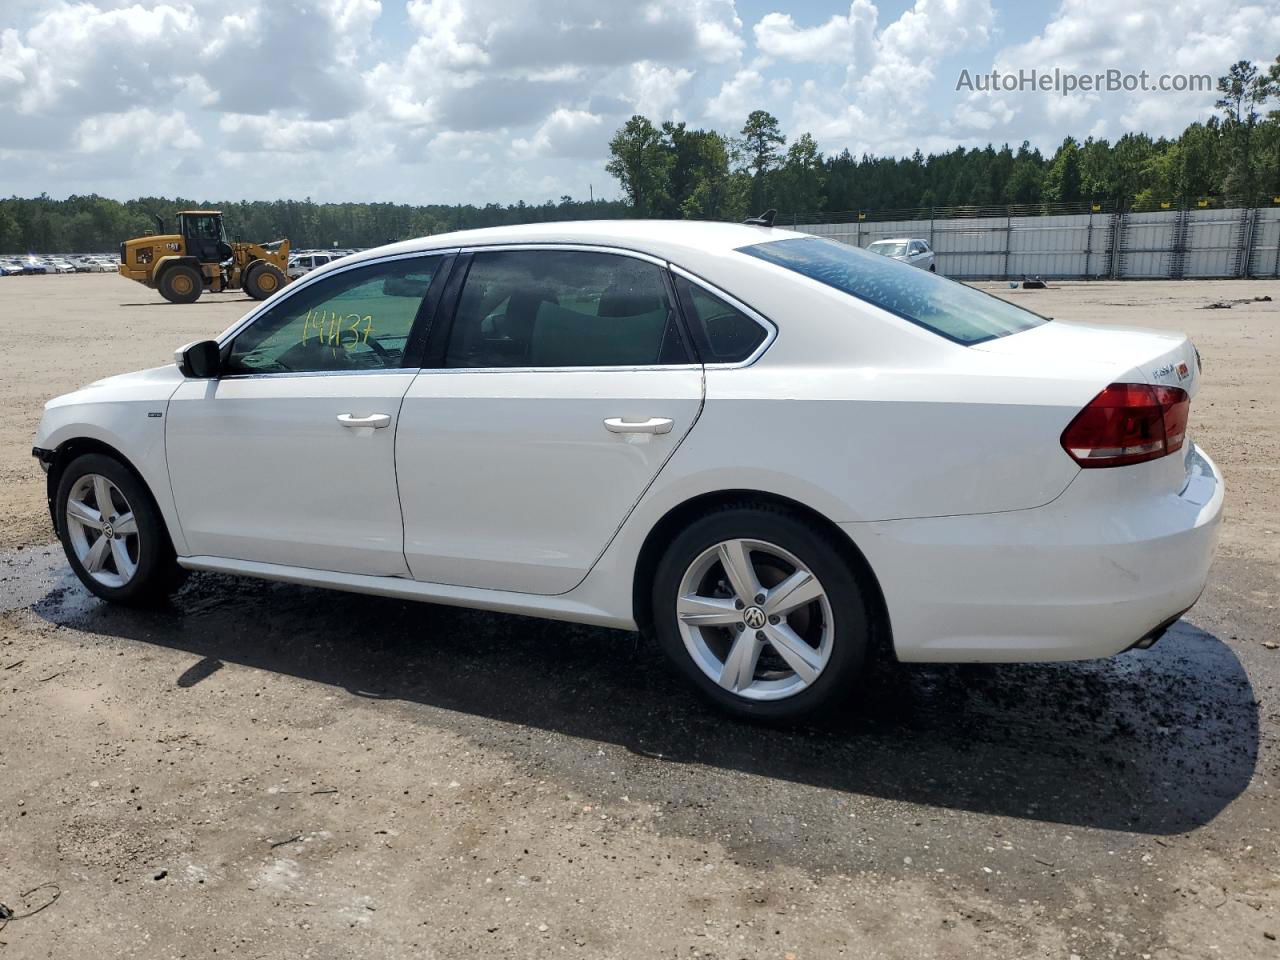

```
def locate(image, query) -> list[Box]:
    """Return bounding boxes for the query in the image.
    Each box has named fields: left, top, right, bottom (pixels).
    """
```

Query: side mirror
left=175, top=340, right=222, bottom=378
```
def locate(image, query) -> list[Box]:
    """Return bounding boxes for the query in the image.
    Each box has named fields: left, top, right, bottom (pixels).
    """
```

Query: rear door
left=396, top=246, right=704, bottom=595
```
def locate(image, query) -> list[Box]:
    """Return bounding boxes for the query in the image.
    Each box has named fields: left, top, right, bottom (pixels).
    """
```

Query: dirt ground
left=0, top=273, right=1277, bottom=958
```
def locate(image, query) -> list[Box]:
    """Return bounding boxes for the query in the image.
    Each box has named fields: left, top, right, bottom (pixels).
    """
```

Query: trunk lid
left=973, top=320, right=1200, bottom=398
left=972, top=320, right=1202, bottom=496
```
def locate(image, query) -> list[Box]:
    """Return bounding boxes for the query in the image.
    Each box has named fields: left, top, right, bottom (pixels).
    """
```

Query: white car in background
left=287, top=252, right=336, bottom=279
left=47, top=257, right=77, bottom=274
left=32, top=221, right=1222, bottom=721
left=867, top=238, right=936, bottom=272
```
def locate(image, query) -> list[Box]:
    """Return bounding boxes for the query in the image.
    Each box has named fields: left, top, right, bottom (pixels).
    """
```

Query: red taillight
left=1061, top=383, right=1189, bottom=468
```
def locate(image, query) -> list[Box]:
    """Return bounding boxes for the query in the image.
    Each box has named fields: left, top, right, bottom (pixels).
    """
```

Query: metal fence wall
left=794, top=206, right=1280, bottom=280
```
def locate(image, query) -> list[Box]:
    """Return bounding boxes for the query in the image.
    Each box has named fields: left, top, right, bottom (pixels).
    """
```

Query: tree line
left=0, top=195, right=629, bottom=255
left=606, top=56, right=1280, bottom=220
left=3, top=56, right=1278, bottom=254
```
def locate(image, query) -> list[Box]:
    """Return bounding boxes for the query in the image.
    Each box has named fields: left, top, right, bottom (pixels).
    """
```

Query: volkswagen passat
left=32, top=221, right=1223, bottom=720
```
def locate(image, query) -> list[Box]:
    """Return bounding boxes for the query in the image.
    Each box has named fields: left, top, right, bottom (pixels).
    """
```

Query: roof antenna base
left=743, top=209, right=777, bottom=227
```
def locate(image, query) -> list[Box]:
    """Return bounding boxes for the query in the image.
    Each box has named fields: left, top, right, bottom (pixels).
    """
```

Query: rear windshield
left=739, top=236, right=1046, bottom=345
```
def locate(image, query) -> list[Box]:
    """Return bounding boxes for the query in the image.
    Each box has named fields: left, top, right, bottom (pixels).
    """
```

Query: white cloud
left=978, top=0, right=1280, bottom=141
left=76, top=108, right=203, bottom=152
left=779, top=0, right=996, bottom=152
left=0, top=1, right=379, bottom=120
left=511, top=108, right=607, bottom=157
left=219, top=113, right=349, bottom=153
left=754, top=1, right=878, bottom=65
left=629, top=62, right=695, bottom=120
left=4, top=0, right=1278, bottom=207
left=705, top=68, right=764, bottom=123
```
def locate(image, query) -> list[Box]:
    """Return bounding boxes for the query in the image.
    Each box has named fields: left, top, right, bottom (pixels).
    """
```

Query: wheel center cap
left=102, top=521, right=114, bottom=539
left=743, top=606, right=766, bottom=630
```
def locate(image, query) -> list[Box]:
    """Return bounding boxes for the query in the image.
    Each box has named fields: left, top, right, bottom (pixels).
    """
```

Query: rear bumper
left=847, top=444, right=1224, bottom=663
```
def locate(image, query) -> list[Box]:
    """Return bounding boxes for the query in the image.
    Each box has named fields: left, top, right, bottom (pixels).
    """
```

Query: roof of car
left=343, top=219, right=808, bottom=268
left=869, top=238, right=924, bottom=244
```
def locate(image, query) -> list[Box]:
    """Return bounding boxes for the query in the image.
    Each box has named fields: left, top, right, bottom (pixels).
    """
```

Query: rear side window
left=673, top=275, right=768, bottom=363
left=445, top=250, right=691, bottom=368
left=739, top=236, right=1045, bottom=345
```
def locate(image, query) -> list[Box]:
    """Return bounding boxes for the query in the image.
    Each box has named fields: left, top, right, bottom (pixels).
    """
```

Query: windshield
left=868, top=241, right=908, bottom=257
left=739, top=236, right=1046, bottom=345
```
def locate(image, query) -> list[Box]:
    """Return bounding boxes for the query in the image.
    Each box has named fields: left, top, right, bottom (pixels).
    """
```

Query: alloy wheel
left=675, top=538, right=834, bottom=701
left=65, top=473, right=140, bottom=588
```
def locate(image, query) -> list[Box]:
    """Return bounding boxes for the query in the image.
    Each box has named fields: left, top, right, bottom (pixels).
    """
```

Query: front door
left=166, top=253, right=449, bottom=576
left=396, top=247, right=704, bottom=594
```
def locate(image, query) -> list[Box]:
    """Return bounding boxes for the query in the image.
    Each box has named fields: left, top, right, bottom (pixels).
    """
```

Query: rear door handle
left=603, top=417, right=674, bottom=435
left=337, top=413, right=391, bottom=429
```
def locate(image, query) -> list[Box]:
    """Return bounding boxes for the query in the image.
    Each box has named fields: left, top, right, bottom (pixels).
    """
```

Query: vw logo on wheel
left=743, top=606, right=767, bottom=629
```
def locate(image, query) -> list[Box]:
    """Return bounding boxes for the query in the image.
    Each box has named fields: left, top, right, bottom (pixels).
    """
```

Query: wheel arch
left=630, top=489, right=893, bottom=660
left=46, top=438, right=172, bottom=547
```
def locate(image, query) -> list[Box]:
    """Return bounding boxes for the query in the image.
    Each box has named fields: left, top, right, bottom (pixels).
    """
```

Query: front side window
left=673, top=275, right=768, bottom=363
left=445, top=250, right=690, bottom=368
left=740, top=236, right=1045, bottom=345
left=225, top=256, right=442, bottom=374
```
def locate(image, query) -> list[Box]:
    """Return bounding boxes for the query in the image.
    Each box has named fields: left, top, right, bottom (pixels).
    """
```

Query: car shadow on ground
left=30, top=563, right=1259, bottom=838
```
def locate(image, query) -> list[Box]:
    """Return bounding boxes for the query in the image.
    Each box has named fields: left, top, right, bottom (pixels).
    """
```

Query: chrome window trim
left=666, top=263, right=777, bottom=369
left=216, top=368, right=421, bottom=382
left=216, top=247, right=460, bottom=348
left=412, top=363, right=703, bottom=376
left=455, top=241, right=668, bottom=268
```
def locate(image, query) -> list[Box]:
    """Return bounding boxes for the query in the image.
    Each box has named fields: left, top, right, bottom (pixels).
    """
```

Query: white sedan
left=867, top=237, right=935, bottom=271
left=32, top=220, right=1223, bottom=720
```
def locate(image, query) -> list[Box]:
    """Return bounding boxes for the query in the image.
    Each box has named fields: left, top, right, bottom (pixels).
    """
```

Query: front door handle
left=603, top=417, right=674, bottom=435
left=337, top=413, right=391, bottom=429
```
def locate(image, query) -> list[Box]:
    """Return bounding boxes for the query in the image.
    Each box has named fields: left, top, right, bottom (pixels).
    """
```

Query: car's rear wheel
left=652, top=505, right=870, bottom=721
left=57, top=453, right=185, bottom=605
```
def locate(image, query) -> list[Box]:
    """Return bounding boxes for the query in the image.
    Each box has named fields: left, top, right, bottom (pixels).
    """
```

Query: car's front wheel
left=652, top=505, right=871, bottom=721
left=57, top=453, right=186, bottom=605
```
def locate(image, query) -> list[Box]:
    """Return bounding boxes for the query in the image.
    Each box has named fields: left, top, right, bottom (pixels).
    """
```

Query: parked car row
left=1, top=254, right=117, bottom=275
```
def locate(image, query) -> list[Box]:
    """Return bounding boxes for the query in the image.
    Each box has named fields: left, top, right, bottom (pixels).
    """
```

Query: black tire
left=651, top=503, right=870, bottom=722
left=56, top=453, right=186, bottom=605
left=244, top=262, right=286, bottom=300
left=159, top=264, right=202, bottom=304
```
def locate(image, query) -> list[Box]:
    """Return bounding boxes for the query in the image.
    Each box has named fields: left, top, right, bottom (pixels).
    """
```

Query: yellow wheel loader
left=118, top=210, right=290, bottom=304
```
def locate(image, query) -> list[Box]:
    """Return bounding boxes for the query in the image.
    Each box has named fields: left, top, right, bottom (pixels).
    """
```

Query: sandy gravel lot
left=0, top=272, right=1277, bottom=958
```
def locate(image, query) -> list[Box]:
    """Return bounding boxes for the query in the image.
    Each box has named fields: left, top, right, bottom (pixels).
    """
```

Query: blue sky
left=1, top=1, right=1277, bottom=205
